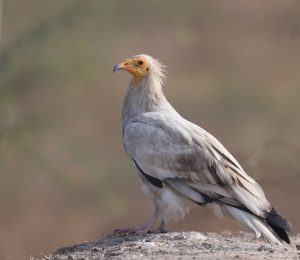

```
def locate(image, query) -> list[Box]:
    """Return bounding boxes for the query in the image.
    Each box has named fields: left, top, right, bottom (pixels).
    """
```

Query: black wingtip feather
left=266, top=207, right=292, bottom=244
left=267, top=222, right=290, bottom=244
left=266, top=208, right=292, bottom=232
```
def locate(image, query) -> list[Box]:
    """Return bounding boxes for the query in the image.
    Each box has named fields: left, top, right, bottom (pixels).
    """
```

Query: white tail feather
left=225, top=206, right=283, bottom=244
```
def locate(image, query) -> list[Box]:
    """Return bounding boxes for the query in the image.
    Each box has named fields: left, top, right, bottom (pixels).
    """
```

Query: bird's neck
left=122, top=73, right=171, bottom=125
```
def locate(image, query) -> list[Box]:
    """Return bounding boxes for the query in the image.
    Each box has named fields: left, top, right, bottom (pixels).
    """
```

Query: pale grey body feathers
left=121, top=54, right=291, bottom=244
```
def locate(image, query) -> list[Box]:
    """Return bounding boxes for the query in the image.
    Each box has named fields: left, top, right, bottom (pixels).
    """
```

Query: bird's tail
left=225, top=205, right=291, bottom=244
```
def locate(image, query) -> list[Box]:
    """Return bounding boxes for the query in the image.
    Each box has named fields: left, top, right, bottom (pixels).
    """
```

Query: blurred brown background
left=1, top=0, right=300, bottom=259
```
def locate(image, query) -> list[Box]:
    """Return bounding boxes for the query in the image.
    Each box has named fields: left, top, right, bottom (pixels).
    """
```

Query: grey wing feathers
left=123, top=112, right=271, bottom=217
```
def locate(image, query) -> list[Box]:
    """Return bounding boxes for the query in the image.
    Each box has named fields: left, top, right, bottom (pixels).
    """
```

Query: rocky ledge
left=42, top=231, right=300, bottom=259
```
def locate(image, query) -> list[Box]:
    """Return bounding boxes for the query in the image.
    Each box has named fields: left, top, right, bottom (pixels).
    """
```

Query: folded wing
left=124, top=112, right=272, bottom=217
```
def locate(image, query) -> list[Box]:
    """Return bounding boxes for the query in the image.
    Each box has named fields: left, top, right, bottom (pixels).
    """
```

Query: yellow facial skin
left=113, top=56, right=150, bottom=85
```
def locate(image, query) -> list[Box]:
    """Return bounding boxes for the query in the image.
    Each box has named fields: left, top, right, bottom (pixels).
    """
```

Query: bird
left=113, top=54, right=292, bottom=244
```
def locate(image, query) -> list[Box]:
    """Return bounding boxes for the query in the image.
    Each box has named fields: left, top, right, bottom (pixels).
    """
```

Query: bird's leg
left=114, top=210, right=159, bottom=234
left=132, top=210, right=159, bottom=233
left=158, top=218, right=167, bottom=233
left=153, top=218, right=168, bottom=233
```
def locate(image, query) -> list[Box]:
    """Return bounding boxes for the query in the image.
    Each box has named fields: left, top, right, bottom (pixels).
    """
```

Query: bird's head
left=114, top=54, right=166, bottom=86
left=113, top=55, right=150, bottom=85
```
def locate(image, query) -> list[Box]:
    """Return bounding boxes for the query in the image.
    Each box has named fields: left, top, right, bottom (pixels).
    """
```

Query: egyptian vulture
left=113, top=54, right=292, bottom=244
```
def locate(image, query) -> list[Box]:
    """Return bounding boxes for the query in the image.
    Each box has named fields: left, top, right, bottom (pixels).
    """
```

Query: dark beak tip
left=113, top=64, right=122, bottom=73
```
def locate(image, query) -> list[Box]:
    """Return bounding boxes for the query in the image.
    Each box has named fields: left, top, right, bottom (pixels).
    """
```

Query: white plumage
left=114, top=54, right=292, bottom=244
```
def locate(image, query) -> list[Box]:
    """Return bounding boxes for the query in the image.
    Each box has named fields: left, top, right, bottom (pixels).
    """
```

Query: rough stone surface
left=41, top=231, right=300, bottom=259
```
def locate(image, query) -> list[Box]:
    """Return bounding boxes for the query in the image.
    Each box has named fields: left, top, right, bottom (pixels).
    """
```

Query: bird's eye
left=138, top=60, right=144, bottom=65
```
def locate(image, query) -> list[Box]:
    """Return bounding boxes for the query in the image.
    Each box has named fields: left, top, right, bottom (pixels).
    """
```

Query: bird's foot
left=114, top=226, right=152, bottom=234
left=114, top=211, right=159, bottom=234
left=152, top=227, right=168, bottom=233
left=114, top=226, right=167, bottom=234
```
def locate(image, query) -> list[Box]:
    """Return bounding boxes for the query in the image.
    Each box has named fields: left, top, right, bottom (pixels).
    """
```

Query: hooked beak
left=113, top=63, right=124, bottom=73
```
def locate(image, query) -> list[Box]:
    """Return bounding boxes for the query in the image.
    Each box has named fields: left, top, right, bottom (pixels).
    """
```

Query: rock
left=41, top=231, right=300, bottom=259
